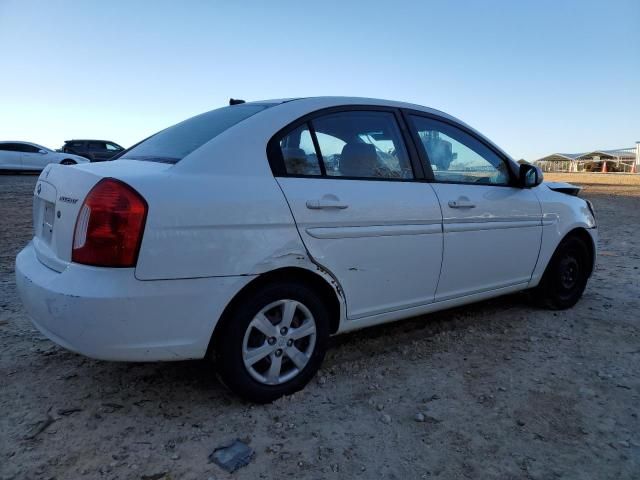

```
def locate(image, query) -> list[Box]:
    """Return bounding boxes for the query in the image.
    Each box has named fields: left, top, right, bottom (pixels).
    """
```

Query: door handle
left=448, top=199, right=476, bottom=208
left=306, top=199, right=349, bottom=210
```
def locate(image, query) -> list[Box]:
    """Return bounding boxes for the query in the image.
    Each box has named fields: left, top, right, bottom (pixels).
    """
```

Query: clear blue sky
left=0, top=0, right=638, bottom=160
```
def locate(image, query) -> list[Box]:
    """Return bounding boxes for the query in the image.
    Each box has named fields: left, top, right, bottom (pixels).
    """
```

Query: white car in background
left=0, top=141, right=88, bottom=171
left=15, top=97, right=597, bottom=402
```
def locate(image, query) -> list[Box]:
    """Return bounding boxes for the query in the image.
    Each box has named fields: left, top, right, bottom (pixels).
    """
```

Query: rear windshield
left=120, top=104, right=271, bottom=164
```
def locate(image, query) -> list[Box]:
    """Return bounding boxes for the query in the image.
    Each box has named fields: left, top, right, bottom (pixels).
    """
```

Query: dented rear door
left=278, top=177, right=443, bottom=319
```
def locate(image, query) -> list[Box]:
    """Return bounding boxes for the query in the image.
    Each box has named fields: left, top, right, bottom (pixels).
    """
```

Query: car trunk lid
left=32, top=161, right=170, bottom=271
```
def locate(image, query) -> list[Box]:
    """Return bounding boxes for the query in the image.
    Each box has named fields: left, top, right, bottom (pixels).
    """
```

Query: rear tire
left=60, top=159, right=76, bottom=165
left=214, top=281, right=329, bottom=403
left=532, top=235, right=591, bottom=310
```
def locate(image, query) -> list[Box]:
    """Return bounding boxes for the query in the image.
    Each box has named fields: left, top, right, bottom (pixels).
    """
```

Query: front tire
left=532, top=235, right=591, bottom=310
left=214, top=282, right=329, bottom=403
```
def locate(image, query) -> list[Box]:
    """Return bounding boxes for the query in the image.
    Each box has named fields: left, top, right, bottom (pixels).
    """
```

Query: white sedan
left=0, top=141, right=89, bottom=171
left=15, top=97, right=597, bottom=402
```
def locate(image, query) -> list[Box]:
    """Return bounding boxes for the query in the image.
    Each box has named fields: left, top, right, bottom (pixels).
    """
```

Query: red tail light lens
left=72, top=178, right=148, bottom=267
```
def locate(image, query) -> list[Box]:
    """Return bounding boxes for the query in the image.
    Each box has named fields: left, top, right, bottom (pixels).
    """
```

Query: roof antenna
left=229, top=98, right=245, bottom=105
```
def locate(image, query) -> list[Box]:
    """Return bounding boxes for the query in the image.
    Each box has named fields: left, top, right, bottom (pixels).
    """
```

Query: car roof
left=242, top=96, right=487, bottom=139
left=243, top=98, right=298, bottom=105
left=64, top=139, right=120, bottom=143
left=170, top=96, right=516, bottom=176
left=244, top=96, right=514, bottom=161
left=245, top=96, right=451, bottom=116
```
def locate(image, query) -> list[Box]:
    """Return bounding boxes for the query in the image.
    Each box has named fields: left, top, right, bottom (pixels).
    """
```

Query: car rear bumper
left=15, top=242, right=252, bottom=361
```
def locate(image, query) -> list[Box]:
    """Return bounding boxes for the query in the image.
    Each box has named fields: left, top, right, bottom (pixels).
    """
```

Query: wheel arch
left=563, top=227, right=596, bottom=277
left=541, top=227, right=596, bottom=281
left=206, top=266, right=343, bottom=358
left=530, top=224, right=597, bottom=288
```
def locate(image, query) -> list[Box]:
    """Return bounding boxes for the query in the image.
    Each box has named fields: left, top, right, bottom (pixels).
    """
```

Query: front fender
left=529, top=185, right=597, bottom=287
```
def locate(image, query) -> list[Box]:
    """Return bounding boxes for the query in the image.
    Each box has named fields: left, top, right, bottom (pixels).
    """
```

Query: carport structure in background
left=535, top=144, right=640, bottom=173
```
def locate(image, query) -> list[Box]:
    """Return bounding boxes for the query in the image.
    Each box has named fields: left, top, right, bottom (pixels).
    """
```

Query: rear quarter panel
left=133, top=171, right=305, bottom=280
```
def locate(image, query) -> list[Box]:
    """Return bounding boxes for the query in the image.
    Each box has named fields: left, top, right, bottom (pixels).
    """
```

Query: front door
left=105, top=142, right=122, bottom=159
left=273, top=109, right=443, bottom=319
left=406, top=113, right=542, bottom=301
left=20, top=144, right=49, bottom=170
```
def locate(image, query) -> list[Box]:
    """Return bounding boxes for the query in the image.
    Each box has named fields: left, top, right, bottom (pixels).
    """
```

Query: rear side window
left=0, top=143, right=19, bottom=151
left=88, top=142, right=106, bottom=151
left=122, top=104, right=270, bottom=164
left=313, top=111, right=412, bottom=179
left=275, top=110, right=414, bottom=180
left=279, top=125, right=321, bottom=175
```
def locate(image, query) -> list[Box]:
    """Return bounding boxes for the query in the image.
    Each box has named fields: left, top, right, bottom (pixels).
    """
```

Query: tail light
left=72, top=178, right=148, bottom=267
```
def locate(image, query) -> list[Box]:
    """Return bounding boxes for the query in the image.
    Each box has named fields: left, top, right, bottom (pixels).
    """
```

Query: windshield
left=120, top=104, right=271, bottom=164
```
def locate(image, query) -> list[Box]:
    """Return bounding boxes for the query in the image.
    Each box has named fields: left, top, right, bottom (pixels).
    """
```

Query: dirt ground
left=1, top=175, right=639, bottom=480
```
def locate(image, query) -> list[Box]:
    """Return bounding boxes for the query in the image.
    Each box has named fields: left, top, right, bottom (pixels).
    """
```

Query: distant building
left=535, top=146, right=639, bottom=173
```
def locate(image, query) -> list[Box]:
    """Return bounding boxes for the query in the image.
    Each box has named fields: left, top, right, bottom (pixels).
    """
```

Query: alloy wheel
left=241, top=299, right=317, bottom=385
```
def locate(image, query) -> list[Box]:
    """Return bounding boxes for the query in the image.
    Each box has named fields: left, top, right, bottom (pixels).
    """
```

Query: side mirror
left=38, top=149, right=48, bottom=154
left=519, top=163, right=543, bottom=188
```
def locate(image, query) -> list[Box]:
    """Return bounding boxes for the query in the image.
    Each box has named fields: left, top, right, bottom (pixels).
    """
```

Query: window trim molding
left=307, top=121, right=327, bottom=176
left=266, top=105, right=423, bottom=182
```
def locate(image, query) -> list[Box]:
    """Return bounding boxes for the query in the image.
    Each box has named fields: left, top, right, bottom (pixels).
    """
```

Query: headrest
left=340, top=142, right=377, bottom=177
left=423, top=137, right=454, bottom=170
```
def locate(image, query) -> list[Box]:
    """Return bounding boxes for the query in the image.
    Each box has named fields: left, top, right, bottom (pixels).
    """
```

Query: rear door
left=406, top=113, right=542, bottom=301
left=272, top=108, right=443, bottom=320
left=87, top=141, right=107, bottom=161
left=20, top=143, right=49, bottom=170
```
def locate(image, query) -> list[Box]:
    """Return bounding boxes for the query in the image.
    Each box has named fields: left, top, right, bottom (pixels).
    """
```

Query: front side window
left=409, top=115, right=510, bottom=185
left=19, top=144, right=39, bottom=153
left=106, top=143, right=121, bottom=151
left=276, top=110, right=414, bottom=180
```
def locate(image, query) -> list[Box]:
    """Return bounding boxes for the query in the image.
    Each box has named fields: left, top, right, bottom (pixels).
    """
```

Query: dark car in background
left=61, top=139, right=124, bottom=162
